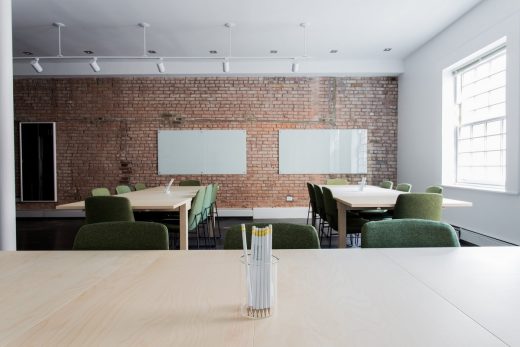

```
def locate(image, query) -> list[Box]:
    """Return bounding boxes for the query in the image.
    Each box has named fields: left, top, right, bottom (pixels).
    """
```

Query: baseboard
left=218, top=208, right=253, bottom=217
left=17, top=209, right=85, bottom=218
left=253, top=207, right=308, bottom=219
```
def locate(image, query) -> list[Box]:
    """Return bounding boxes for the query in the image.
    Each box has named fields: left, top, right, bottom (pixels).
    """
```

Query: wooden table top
left=56, top=186, right=201, bottom=211
left=324, top=185, right=472, bottom=209
left=1, top=248, right=514, bottom=346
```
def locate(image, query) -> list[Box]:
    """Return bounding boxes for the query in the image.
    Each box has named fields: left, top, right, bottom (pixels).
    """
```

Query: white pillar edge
left=0, top=0, right=17, bottom=250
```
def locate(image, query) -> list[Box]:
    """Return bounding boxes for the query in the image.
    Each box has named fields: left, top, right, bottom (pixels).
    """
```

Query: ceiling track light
left=30, top=58, right=43, bottom=73
left=157, top=58, right=166, bottom=73
left=223, top=59, right=230, bottom=73
left=16, top=22, right=314, bottom=74
left=89, top=57, right=100, bottom=72
left=292, top=61, right=299, bottom=73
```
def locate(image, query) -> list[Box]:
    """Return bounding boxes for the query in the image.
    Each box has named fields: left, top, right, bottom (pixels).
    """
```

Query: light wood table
left=323, top=185, right=473, bottom=248
left=56, top=186, right=201, bottom=250
left=0, top=248, right=514, bottom=346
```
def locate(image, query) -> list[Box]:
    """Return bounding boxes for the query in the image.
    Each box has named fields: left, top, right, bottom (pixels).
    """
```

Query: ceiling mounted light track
left=15, top=22, right=312, bottom=74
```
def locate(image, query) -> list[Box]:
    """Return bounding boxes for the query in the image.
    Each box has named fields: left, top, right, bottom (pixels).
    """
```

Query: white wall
left=398, top=0, right=520, bottom=244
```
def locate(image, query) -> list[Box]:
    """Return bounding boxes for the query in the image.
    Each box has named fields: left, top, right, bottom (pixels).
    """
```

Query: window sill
left=442, top=184, right=518, bottom=195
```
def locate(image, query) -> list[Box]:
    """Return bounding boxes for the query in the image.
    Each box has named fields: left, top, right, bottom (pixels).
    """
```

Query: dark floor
left=16, top=216, right=474, bottom=250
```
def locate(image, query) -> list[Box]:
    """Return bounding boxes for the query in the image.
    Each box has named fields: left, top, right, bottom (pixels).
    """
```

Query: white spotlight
left=157, top=58, right=166, bottom=73
left=223, top=60, right=230, bottom=73
left=292, top=61, right=299, bottom=73
left=30, top=58, right=43, bottom=73
left=89, top=57, right=100, bottom=72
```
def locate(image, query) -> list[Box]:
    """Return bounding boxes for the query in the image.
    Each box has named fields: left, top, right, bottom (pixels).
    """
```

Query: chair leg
left=329, top=226, right=332, bottom=248
left=306, top=201, right=311, bottom=224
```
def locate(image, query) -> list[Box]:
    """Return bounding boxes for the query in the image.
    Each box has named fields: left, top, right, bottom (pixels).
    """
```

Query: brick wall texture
left=14, top=77, right=398, bottom=209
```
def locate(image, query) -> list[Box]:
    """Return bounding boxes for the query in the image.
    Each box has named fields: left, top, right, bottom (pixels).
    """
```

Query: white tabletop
left=0, top=248, right=514, bottom=346
left=325, top=185, right=472, bottom=209
left=56, top=186, right=201, bottom=211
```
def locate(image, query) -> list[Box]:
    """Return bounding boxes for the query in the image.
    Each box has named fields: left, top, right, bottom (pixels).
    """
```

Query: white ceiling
left=12, top=0, right=483, bottom=76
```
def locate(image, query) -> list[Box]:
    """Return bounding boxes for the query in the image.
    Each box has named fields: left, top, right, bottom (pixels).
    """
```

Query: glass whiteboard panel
left=158, top=130, right=247, bottom=174
left=279, top=129, right=367, bottom=174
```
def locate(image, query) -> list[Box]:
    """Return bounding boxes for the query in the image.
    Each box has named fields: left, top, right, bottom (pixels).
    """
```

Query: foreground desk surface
left=56, top=186, right=200, bottom=250
left=1, top=248, right=516, bottom=347
left=325, top=185, right=473, bottom=248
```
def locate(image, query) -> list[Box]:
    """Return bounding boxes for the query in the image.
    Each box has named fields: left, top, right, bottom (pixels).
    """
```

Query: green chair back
left=380, top=181, right=393, bottom=189
left=313, top=184, right=327, bottom=221
left=396, top=183, right=412, bottom=192
left=393, top=193, right=443, bottom=221
left=188, top=186, right=206, bottom=230
left=326, top=178, right=349, bottom=185
left=306, top=183, right=317, bottom=212
left=321, top=187, right=338, bottom=230
left=179, top=180, right=201, bottom=186
left=91, top=187, right=110, bottom=196
left=115, top=185, right=131, bottom=194
left=224, top=223, right=320, bottom=249
left=201, top=185, right=213, bottom=220
left=361, top=219, right=460, bottom=248
left=425, top=185, right=443, bottom=194
left=134, top=183, right=146, bottom=191
left=85, top=196, right=135, bottom=224
left=73, top=221, right=169, bottom=250
left=210, top=183, right=219, bottom=205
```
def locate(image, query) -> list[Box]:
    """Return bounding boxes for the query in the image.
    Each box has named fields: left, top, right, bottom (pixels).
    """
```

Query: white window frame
left=453, top=46, right=507, bottom=189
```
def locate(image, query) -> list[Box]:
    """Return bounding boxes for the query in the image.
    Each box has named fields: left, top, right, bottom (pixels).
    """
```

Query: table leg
left=337, top=201, right=347, bottom=249
left=179, top=203, right=188, bottom=250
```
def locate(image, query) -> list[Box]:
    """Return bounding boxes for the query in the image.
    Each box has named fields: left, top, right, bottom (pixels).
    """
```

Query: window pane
left=487, top=120, right=502, bottom=135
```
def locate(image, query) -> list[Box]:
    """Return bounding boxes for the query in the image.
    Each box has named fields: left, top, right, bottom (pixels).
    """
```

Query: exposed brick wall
left=14, top=77, right=398, bottom=209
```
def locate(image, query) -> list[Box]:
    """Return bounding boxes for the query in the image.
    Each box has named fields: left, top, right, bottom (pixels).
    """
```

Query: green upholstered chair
left=321, top=186, right=339, bottom=246
left=73, top=221, right=169, bottom=250
left=179, top=179, right=201, bottom=186
left=85, top=196, right=135, bottom=224
left=326, top=178, right=349, bottom=185
left=134, top=183, right=146, bottom=191
left=393, top=193, right=443, bottom=221
left=91, top=187, right=110, bottom=196
left=380, top=181, right=393, bottom=189
left=165, top=186, right=207, bottom=249
left=395, top=183, right=412, bottom=192
left=312, top=184, right=327, bottom=239
left=115, top=185, right=131, bottom=194
left=306, top=182, right=318, bottom=226
left=361, top=219, right=460, bottom=248
left=425, top=185, right=443, bottom=194
left=209, top=183, right=221, bottom=238
left=200, top=185, right=216, bottom=246
left=224, top=223, right=320, bottom=250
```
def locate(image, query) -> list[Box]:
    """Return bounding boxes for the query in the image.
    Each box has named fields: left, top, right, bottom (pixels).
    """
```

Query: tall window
left=453, top=46, right=506, bottom=188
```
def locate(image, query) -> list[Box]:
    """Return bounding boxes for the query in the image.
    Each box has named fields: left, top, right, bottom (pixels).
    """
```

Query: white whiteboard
left=279, top=129, right=367, bottom=174
left=158, top=130, right=247, bottom=174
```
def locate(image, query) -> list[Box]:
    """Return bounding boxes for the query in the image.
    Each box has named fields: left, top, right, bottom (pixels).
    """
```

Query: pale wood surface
left=56, top=186, right=200, bottom=250
left=327, top=185, right=472, bottom=248
left=56, top=186, right=200, bottom=211
left=1, top=249, right=510, bottom=347
left=381, top=247, right=520, bottom=346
